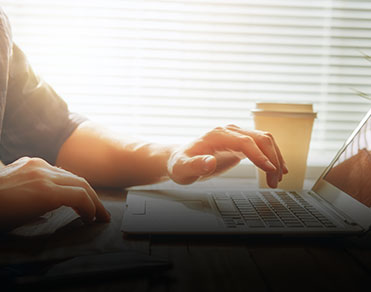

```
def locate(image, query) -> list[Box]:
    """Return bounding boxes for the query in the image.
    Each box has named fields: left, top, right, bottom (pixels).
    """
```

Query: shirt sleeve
left=0, top=43, right=88, bottom=165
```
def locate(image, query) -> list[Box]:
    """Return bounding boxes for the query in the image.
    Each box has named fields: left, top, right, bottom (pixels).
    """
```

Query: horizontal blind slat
left=1, top=0, right=370, bottom=163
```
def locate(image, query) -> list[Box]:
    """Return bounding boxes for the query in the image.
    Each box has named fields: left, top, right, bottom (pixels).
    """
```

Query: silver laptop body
left=122, top=109, right=371, bottom=235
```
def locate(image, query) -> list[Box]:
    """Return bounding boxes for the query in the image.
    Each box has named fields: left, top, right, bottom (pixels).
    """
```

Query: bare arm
left=56, top=121, right=175, bottom=188
left=56, top=122, right=288, bottom=189
left=0, top=122, right=287, bottom=231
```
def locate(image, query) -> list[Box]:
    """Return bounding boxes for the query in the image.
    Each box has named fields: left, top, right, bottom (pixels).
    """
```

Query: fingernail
left=203, top=156, right=214, bottom=172
left=264, top=160, right=276, bottom=172
left=101, top=210, right=111, bottom=222
left=269, top=177, right=278, bottom=188
left=283, top=163, right=289, bottom=174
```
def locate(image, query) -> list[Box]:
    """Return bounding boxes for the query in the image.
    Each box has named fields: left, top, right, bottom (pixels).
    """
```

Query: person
left=0, top=8, right=288, bottom=232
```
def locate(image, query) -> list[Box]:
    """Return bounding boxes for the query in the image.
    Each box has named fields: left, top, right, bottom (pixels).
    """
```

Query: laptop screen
left=324, top=113, right=371, bottom=207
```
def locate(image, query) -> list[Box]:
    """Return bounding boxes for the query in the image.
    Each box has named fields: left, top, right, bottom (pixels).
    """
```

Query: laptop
left=122, top=109, right=371, bottom=235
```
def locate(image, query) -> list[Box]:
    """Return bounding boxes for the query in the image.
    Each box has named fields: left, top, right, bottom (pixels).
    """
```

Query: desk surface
left=2, top=180, right=371, bottom=292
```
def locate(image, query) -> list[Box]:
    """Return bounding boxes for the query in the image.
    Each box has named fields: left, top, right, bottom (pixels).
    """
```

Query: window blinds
left=1, top=0, right=370, bottom=165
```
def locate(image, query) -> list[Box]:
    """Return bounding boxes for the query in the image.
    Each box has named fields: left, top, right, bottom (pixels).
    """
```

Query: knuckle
left=263, top=131, right=273, bottom=138
left=203, top=126, right=224, bottom=140
left=209, top=126, right=224, bottom=135
left=77, top=176, right=89, bottom=187
left=25, top=157, right=47, bottom=167
left=242, top=136, right=254, bottom=144
left=257, top=134, right=273, bottom=145
left=18, top=156, right=31, bottom=163
left=226, top=124, right=239, bottom=130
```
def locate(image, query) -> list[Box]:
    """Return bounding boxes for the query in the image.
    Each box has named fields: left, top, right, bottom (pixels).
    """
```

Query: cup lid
left=251, top=109, right=317, bottom=118
left=255, top=103, right=314, bottom=113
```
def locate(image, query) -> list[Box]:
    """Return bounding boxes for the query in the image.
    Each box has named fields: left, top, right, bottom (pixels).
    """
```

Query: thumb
left=170, top=155, right=216, bottom=185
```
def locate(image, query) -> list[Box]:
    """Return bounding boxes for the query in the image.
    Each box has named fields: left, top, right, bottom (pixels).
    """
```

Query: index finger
left=45, top=167, right=111, bottom=222
left=51, top=185, right=97, bottom=224
left=192, top=128, right=277, bottom=172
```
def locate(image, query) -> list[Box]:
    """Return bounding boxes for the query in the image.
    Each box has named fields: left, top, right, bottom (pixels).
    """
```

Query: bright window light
left=1, top=0, right=370, bottom=167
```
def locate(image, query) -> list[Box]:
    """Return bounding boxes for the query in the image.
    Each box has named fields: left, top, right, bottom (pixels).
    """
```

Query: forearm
left=56, top=123, right=287, bottom=189
left=56, top=121, right=175, bottom=188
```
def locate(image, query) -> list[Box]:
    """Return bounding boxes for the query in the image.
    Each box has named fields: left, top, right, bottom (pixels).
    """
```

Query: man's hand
left=167, top=125, right=288, bottom=187
left=0, top=157, right=110, bottom=232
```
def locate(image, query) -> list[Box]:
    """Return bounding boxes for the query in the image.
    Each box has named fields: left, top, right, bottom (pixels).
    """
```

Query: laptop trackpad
left=144, top=199, right=219, bottom=231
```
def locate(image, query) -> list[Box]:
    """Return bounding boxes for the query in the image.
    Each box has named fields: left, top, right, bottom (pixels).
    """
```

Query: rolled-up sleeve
left=0, top=43, right=87, bottom=165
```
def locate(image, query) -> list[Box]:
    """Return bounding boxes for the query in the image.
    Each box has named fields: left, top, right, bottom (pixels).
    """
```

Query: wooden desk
left=2, top=181, right=370, bottom=292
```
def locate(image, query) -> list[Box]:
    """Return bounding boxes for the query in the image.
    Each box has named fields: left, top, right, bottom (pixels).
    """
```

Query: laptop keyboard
left=212, top=191, right=337, bottom=229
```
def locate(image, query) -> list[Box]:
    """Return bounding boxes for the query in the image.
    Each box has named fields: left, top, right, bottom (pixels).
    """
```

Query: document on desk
left=10, top=206, right=80, bottom=237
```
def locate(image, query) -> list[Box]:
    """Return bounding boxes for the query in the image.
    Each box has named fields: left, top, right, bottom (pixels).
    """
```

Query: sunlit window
left=1, top=0, right=370, bottom=167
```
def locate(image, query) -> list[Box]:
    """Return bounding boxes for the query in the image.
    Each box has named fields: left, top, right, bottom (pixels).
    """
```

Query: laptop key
left=215, top=200, right=237, bottom=213
left=214, top=191, right=338, bottom=230
left=213, top=193, right=229, bottom=200
left=229, top=192, right=245, bottom=200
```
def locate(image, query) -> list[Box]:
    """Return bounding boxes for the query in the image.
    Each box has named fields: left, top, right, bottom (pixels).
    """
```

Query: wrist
left=163, top=144, right=178, bottom=179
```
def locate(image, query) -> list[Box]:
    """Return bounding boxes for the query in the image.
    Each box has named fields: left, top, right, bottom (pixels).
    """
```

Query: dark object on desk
left=2, top=250, right=171, bottom=288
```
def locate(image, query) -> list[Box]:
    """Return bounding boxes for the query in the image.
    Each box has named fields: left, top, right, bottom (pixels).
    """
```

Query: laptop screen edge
left=312, top=108, right=371, bottom=230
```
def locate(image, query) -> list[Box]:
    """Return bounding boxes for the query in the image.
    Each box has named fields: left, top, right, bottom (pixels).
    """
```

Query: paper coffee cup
left=251, top=103, right=317, bottom=190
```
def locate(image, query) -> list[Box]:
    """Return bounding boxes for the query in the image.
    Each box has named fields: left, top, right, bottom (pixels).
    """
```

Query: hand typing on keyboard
left=167, top=124, right=288, bottom=187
